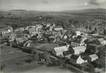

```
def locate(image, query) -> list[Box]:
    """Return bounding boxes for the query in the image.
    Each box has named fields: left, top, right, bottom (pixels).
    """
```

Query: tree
left=103, top=29, right=106, bottom=35
left=94, top=27, right=97, bottom=33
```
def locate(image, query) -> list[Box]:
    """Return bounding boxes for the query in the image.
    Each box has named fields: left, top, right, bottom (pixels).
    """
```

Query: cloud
left=89, top=0, right=99, bottom=5
left=96, top=0, right=106, bottom=3
left=0, top=0, right=105, bottom=11
left=89, top=0, right=106, bottom=6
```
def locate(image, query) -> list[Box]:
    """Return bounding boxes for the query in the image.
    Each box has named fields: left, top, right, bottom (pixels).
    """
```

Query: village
left=0, top=22, right=106, bottom=73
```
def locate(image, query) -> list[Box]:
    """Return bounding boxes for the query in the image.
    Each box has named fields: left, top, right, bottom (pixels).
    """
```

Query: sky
left=0, top=0, right=106, bottom=11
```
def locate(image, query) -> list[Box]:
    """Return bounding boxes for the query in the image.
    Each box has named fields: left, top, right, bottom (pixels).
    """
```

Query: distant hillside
left=0, top=8, right=106, bottom=17
left=63, top=8, right=106, bottom=15
left=0, top=8, right=106, bottom=35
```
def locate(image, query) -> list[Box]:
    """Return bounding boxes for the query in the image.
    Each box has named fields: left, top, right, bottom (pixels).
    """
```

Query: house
left=98, top=38, right=106, bottom=45
left=26, top=26, right=36, bottom=36
left=23, top=40, right=32, bottom=47
left=54, top=45, right=70, bottom=56
left=71, top=42, right=80, bottom=47
left=15, top=27, right=25, bottom=32
left=73, top=46, right=86, bottom=55
left=54, top=27, right=63, bottom=31
left=15, top=31, right=28, bottom=44
left=0, top=26, right=13, bottom=38
left=46, top=23, right=51, bottom=27
left=89, top=54, right=98, bottom=62
left=25, top=26, right=36, bottom=30
left=76, top=56, right=87, bottom=64
left=35, top=24, right=43, bottom=33
left=80, top=37, right=88, bottom=46
left=75, top=31, right=82, bottom=36
left=9, top=33, right=16, bottom=42
left=15, top=37, right=27, bottom=46
left=49, top=23, right=56, bottom=31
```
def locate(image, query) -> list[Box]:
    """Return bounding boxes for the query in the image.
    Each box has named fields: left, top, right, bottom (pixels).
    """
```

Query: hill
left=0, top=8, right=106, bottom=34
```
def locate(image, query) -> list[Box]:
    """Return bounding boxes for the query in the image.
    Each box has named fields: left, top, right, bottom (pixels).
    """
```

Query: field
left=0, top=44, right=78, bottom=73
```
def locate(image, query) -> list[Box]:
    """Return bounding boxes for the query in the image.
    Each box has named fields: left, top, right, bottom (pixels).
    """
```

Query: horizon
left=0, top=0, right=106, bottom=11
left=0, top=8, right=106, bottom=12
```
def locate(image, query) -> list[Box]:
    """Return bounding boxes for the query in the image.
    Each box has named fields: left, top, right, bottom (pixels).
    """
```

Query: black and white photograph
left=0, top=0, right=106, bottom=73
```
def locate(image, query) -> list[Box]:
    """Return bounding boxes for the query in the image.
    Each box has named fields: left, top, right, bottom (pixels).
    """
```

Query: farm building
left=0, top=26, right=13, bottom=39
